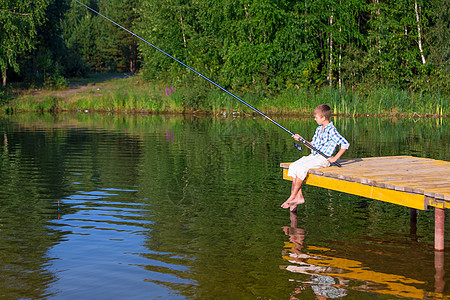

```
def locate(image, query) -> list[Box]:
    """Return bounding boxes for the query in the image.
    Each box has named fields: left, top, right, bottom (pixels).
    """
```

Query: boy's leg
left=288, top=178, right=305, bottom=211
left=280, top=178, right=296, bottom=208
left=282, top=154, right=329, bottom=210
left=281, top=176, right=304, bottom=208
left=282, top=155, right=314, bottom=209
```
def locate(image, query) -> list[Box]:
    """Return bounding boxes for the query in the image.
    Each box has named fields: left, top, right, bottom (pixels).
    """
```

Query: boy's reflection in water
left=281, top=212, right=348, bottom=299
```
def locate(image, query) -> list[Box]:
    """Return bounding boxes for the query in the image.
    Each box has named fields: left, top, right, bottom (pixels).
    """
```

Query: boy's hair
left=314, top=104, right=331, bottom=120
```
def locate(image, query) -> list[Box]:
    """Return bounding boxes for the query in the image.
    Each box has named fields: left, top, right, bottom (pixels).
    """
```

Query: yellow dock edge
left=282, top=169, right=429, bottom=210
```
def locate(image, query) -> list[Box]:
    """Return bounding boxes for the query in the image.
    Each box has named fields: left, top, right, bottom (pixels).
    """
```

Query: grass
left=1, top=73, right=448, bottom=116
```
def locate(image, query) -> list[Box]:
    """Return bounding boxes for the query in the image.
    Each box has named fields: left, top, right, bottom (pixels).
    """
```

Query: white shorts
left=287, top=154, right=330, bottom=180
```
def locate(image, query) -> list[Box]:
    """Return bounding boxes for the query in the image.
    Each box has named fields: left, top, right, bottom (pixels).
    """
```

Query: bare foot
left=281, top=196, right=294, bottom=208
left=289, top=198, right=305, bottom=212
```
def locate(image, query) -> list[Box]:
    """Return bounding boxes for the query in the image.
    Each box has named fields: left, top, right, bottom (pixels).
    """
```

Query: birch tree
left=414, top=0, right=426, bottom=64
left=0, top=0, right=50, bottom=86
left=328, top=8, right=334, bottom=87
left=130, top=0, right=446, bottom=92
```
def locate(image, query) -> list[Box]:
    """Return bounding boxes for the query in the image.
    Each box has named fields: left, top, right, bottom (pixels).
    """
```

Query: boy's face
left=314, top=113, right=326, bottom=125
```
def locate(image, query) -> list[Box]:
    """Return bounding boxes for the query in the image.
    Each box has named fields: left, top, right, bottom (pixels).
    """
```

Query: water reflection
left=281, top=212, right=348, bottom=299
left=435, top=251, right=446, bottom=295
left=0, top=114, right=448, bottom=299
left=282, top=211, right=449, bottom=299
left=47, top=187, right=191, bottom=299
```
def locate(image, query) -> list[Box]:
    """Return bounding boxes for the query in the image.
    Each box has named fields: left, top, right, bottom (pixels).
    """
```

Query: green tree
left=133, top=0, right=449, bottom=94
left=363, top=0, right=437, bottom=90
left=137, top=0, right=197, bottom=81
left=0, top=0, right=50, bottom=86
left=426, top=0, right=449, bottom=92
left=63, top=0, right=140, bottom=74
left=62, top=0, right=101, bottom=71
left=96, top=0, right=140, bottom=72
left=31, top=0, right=75, bottom=86
left=219, top=0, right=288, bottom=91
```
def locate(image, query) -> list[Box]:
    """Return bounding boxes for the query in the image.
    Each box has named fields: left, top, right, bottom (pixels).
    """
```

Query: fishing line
left=74, top=0, right=341, bottom=167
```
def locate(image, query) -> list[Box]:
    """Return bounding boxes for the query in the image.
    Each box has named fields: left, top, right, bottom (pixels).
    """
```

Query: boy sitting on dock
left=281, top=104, right=349, bottom=212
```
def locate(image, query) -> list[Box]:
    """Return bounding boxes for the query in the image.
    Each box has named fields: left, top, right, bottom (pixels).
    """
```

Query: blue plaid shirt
left=311, top=122, right=349, bottom=157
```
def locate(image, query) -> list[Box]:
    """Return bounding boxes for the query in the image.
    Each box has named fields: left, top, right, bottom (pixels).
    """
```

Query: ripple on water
left=46, top=187, right=192, bottom=299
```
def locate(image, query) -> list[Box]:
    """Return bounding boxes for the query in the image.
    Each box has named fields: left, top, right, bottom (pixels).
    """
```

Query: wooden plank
left=340, top=167, right=449, bottom=177
left=320, top=167, right=446, bottom=177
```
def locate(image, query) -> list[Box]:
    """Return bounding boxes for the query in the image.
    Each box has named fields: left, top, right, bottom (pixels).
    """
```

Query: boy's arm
left=292, top=134, right=310, bottom=143
left=328, top=148, right=346, bottom=163
left=329, top=127, right=349, bottom=163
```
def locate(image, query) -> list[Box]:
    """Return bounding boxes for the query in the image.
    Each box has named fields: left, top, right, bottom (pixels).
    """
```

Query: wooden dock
left=280, top=156, right=450, bottom=250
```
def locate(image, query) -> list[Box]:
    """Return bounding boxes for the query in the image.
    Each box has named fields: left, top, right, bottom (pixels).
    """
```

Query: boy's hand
left=292, top=134, right=303, bottom=141
left=327, top=156, right=338, bottom=163
left=328, top=148, right=347, bottom=164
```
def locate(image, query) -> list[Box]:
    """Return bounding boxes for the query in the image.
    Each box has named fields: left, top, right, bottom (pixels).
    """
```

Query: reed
left=2, top=74, right=448, bottom=116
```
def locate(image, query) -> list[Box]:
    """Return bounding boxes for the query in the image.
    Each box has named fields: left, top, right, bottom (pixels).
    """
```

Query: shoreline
left=2, top=74, right=448, bottom=117
left=2, top=109, right=447, bottom=119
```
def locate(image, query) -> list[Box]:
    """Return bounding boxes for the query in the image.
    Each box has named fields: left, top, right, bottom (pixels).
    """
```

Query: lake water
left=0, top=113, right=449, bottom=299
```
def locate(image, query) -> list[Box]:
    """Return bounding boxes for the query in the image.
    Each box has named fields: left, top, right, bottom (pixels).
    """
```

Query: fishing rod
left=74, top=0, right=341, bottom=167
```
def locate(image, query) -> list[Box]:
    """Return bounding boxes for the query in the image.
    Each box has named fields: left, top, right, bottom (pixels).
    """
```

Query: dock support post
left=435, top=208, right=445, bottom=251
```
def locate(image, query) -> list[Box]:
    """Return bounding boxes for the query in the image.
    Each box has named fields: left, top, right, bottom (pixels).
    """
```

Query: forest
left=0, top=0, right=448, bottom=111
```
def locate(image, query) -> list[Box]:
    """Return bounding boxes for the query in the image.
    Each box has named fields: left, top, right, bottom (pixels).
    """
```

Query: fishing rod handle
left=331, top=161, right=342, bottom=167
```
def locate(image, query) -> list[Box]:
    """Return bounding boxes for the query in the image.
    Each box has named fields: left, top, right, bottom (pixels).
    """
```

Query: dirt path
left=22, top=74, right=129, bottom=100
left=52, top=74, right=129, bottom=98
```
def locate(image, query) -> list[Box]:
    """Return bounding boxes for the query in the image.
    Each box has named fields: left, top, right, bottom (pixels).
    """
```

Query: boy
left=281, top=104, right=349, bottom=212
